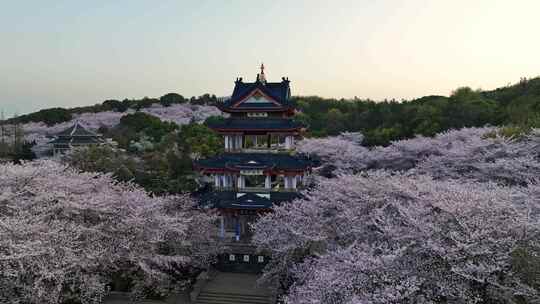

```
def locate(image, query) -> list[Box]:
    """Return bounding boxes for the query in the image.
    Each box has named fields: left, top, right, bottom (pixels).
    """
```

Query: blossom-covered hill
left=23, top=103, right=222, bottom=147
left=297, top=127, right=540, bottom=184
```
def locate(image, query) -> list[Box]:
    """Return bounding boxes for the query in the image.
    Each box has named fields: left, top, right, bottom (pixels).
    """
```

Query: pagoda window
left=269, top=134, right=288, bottom=149
left=230, top=175, right=237, bottom=188
left=213, top=174, right=233, bottom=189
left=285, top=136, right=295, bottom=149
left=247, top=112, right=268, bottom=118
left=221, top=175, right=228, bottom=188
left=243, top=174, right=266, bottom=189
left=244, top=136, right=253, bottom=148
left=265, top=175, right=271, bottom=189
left=284, top=176, right=290, bottom=189
left=244, top=135, right=269, bottom=150
left=224, top=135, right=231, bottom=150
left=230, top=175, right=237, bottom=189
left=237, top=175, right=246, bottom=188
left=296, top=174, right=304, bottom=188
left=235, top=135, right=243, bottom=150
left=272, top=175, right=285, bottom=190
left=283, top=175, right=297, bottom=190
left=225, top=135, right=243, bottom=151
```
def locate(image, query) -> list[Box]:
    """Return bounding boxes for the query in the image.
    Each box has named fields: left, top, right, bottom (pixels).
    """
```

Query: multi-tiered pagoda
left=195, top=65, right=312, bottom=271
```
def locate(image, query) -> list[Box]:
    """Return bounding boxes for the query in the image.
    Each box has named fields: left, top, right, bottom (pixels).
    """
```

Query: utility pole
left=0, top=110, right=5, bottom=157
left=12, top=113, right=23, bottom=156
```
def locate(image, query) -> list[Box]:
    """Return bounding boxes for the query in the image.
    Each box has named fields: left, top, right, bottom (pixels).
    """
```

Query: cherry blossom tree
left=141, top=103, right=222, bottom=126
left=0, top=160, right=217, bottom=304
left=298, top=128, right=540, bottom=185
left=252, top=172, right=540, bottom=303
left=296, top=132, right=370, bottom=175
left=257, top=127, right=540, bottom=303
left=416, top=129, right=540, bottom=185
left=368, top=127, right=499, bottom=171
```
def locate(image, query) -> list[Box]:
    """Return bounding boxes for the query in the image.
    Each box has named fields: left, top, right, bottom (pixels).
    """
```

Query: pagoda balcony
left=234, top=146, right=293, bottom=153
left=195, top=153, right=313, bottom=176
left=224, top=134, right=297, bottom=151
left=214, top=186, right=303, bottom=192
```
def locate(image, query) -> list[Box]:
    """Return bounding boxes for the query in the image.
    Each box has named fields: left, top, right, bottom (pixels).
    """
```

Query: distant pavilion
left=49, top=121, right=104, bottom=156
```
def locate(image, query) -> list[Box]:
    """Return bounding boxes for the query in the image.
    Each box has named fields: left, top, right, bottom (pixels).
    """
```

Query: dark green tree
left=102, top=99, right=128, bottom=112
left=159, top=93, right=186, bottom=107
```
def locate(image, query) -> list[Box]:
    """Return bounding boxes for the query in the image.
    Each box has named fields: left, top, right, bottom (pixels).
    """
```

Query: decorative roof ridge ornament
left=257, top=62, right=266, bottom=84
left=71, top=120, right=80, bottom=136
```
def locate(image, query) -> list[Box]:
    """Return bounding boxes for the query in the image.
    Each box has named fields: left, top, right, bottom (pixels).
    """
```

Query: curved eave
left=217, top=105, right=293, bottom=113
left=210, top=127, right=303, bottom=133
left=193, top=164, right=310, bottom=174
left=218, top=206, right=273, bottom=211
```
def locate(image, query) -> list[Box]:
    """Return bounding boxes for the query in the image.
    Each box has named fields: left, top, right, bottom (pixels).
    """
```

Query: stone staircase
left=195, top=291, right=270, bottom=304
left=194, top=272, right=273, bottom=304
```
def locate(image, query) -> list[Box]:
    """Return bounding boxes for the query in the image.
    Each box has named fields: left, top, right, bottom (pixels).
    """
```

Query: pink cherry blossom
left=252, top=172, right=540, bottom=303
left=0, top=160, right=217, bottom=304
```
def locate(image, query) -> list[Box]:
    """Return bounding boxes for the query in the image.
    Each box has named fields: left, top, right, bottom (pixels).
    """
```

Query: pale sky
left=1, top=0, right=540, bottom=116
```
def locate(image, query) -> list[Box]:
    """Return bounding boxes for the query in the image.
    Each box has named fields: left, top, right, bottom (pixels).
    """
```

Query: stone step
left=196, top=291, right=270, bottom=304
left=196, top=296, right=269, bottom=303
left=200, top=291, right=270, bottom=299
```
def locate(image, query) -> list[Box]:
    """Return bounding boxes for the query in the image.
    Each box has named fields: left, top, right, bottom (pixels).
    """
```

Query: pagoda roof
left=198, top=190, right=300, bottom=210
left=194, top=152, right=313, bottom=172
left=55, top=122, right=100, bottom=137
left=207, top=117, right=305, bottom=132
left=49, top=122, right=104, bottom=146
left=218, top=78, right=293, bottom=112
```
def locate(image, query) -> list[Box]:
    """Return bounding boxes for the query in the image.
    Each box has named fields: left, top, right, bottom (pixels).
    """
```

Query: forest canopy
left=293, top=77, right=540, bottom=145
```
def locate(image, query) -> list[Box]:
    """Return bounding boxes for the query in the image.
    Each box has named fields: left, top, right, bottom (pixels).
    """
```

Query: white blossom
left=0, top=160, right=217, bottom=304
left=253, top=172, right=540, bottom=303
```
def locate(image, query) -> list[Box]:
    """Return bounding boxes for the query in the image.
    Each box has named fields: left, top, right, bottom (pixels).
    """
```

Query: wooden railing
left=225, top=146, right=295, bottom=154
left=215, top=186, right=301, bottom=192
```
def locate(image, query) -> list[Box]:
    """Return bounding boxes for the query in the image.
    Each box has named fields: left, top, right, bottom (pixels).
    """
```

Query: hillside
left=0, top=98, right=224, bottom=193
left=0, top=76, right=538, bottom=172
left=3, top=76, right=539, bottom=147
left=7, top=93, right=220, bottom=126
left=293, top=76, right=540, bottom=145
